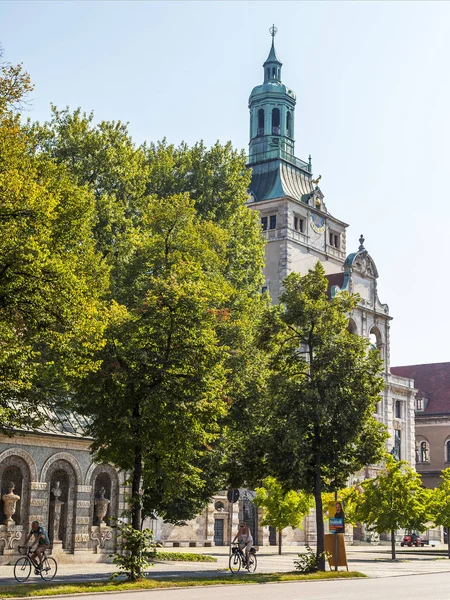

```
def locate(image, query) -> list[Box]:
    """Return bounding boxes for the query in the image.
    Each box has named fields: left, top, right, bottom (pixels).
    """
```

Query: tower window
left=269, top=215, right=277, bottom=230
left=272, top=108, right=280, bottom=135
left=328, top=231, right=340, bottom=248
left=272, top=67, right=276, bottom=78
left=261, top=216, right=268, bottom=231
left=294, top=215, right=304, bottom=233
left=257, top=109, right=264, bottom=136
left=286, top=111, right=292, bottom=137
left=266, top=68, right=269, bottom=80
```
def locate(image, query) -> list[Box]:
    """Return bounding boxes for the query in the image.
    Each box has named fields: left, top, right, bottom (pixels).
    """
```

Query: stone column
left=74, top=485, right=92, bottom=551
left=50, top=482, right=64, bottom=555
left=28, top=482, right=48, bottom=536
left=205, top=501, right=215, bottom=547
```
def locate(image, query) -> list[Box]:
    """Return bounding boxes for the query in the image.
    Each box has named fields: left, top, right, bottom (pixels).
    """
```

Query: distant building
left=391, top=363, right=450, bottom=489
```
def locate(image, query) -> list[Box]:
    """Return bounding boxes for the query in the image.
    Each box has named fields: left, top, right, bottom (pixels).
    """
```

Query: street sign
left=227, top=488, right=240, bottom=503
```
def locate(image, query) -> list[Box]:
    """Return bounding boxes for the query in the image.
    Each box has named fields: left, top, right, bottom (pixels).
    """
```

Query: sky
left=1, top=0, right=449, bottom=367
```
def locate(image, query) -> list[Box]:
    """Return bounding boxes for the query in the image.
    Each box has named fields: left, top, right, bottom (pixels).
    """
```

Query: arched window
left=420, top=441, right=429, bottom=463
left=446, top=440, right=450, bottom=463
left=266, top=68, right=270, bottom=80
left=257, top=109, right=264, bottom=136
left=286, top=111, right=292, bottom=136
left=272, top=108, right=280, bottom=135
left=369, top=326, right=384, bottom=359
left=272, top=67, right=276, bottom=78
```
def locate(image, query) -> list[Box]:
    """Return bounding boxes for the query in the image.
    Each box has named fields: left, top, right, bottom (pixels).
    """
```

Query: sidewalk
left=1, top=545, right=449, bottom=586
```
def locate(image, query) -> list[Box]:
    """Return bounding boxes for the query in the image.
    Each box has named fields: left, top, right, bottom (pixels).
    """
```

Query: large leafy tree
left=75, top=194, right=260, bottom=529
left=0, top=66, right=108, bottom=433
left=428, top=468, right=450, bottom=558
left=354, top=455, right=433, bottom=560
left=30, top=108, right=267, bottom=525
left=254, top=476, right=313, bottom=555
left=257, top=262, right=387, bottom=570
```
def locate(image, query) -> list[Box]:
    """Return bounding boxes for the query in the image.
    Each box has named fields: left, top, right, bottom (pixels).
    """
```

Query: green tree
left=0, top=71, right=108, bottom=433
left=354, top=454, right=433, bottom=560
left=75, top=194, right=252, bottom=529
left=428, top=468, right=450, bottom=558
left=257, top=263, right=387, bottom=570
left=31, top=108, right=268, bottom=524
left=254, top=477, right=313, bottom=554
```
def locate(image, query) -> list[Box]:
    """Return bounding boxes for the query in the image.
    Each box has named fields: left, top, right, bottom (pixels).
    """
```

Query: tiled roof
left=391, top=362, right=450, bottom=415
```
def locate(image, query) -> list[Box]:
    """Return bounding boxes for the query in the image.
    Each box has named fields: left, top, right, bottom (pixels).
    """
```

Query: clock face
left=310, top=213, right=326, bottom=233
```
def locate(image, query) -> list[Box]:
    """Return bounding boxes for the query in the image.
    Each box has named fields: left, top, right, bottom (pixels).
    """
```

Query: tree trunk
left=131, top=444, right=142, bottom=531
left=278, top=528, right=282, bottom=555
left=314, top=464, right=325, bottom=571
left=131, top=399, right=142, bottom=531
left=391, top=528, right=396, bottom=560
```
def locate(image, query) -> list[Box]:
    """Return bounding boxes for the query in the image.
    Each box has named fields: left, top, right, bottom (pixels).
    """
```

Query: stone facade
left=0, top=432, right=127, bottom=561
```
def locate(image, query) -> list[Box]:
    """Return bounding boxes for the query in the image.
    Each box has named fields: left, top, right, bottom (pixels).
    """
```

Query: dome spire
left=263, top=25, right=282, bottom=82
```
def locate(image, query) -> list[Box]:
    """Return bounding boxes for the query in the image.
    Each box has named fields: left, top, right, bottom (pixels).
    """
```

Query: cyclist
left=25, top=520, right=50, bottom=572
left=232, top=521, right=253, bottom=567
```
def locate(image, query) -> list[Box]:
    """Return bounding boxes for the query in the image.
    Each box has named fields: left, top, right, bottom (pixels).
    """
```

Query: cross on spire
left=269, top=24, right=278, bottom=43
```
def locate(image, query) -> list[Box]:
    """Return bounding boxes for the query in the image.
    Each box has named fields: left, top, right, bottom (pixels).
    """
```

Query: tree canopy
left=254, top=262, right=388, bottom=569
left=354, top=454, right=433, bottom=559
left=0, top=64, right=108, bottom=433
left=254, top=476, right=313, bottom=554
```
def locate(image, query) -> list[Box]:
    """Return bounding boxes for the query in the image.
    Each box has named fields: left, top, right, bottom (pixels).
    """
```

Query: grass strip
left=0, top=571, right=366, bottom=598
left=146, top=551, right=217, bottom=562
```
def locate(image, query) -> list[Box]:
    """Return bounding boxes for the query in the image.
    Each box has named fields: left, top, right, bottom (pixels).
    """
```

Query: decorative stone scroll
left=90, top=526, right=112, bottom=551
left=0, top=527, right=22, bottom=550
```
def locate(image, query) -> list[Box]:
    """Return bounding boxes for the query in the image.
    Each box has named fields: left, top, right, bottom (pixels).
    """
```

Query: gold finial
left=312, top=174, right=322, bottom=186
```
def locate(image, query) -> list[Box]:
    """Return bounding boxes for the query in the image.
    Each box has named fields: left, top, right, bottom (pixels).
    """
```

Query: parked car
left=400, top=532, right=422, bottom=547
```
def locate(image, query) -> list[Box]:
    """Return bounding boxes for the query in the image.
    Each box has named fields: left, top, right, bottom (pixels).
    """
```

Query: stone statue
left=51, top=481, right=64, bottom=542
left=94, top=487, right=110, bottom=526
left=2, top=482, right=20, bottom=527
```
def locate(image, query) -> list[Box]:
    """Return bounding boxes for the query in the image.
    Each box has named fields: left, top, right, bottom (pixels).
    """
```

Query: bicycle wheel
left=14, top=557, right=31, bottom=582
left=247, top=553, right=257, bottom=573
left=229, top=551, right=241, bottom=573
left=40, top=556, right=57, bottom=581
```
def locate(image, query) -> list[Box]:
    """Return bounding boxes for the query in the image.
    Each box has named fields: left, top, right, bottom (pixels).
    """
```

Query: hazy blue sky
left=2, top=1, right=449, bottom=367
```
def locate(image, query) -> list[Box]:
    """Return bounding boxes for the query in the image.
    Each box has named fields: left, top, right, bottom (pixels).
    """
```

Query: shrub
left=110, top=523, right=154, bottom=581
left=294, top=545, right=329, bottom=574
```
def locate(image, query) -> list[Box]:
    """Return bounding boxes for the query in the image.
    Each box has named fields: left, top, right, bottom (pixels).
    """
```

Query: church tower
left=247, top=27, right=348, bottom=301
left=247, top=28, right=416, bottom=470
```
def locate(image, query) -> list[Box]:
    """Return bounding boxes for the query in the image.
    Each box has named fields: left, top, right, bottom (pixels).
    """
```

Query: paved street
left=27, top=572, right=450, bottom=600
left=1, top=545, right=450, bottom=585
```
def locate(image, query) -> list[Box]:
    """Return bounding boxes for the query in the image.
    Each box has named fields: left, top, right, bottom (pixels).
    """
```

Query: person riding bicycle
left=232, top=521, right=253, bottom=567
left=25, top=521, right=50, bottom=571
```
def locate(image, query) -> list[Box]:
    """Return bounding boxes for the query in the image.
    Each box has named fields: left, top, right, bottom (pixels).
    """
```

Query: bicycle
left=14, top=546, right=58, bottom=582
left=229, top=542, right=257, bottom=573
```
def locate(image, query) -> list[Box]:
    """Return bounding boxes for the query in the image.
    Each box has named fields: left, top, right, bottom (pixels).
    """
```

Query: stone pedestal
left=90, top=525, right=112, bottom=554
left=0, top=524, right=23, bottom=556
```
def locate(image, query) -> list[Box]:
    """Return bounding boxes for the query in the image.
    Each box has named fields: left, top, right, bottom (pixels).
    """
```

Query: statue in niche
left=51, top=481, right=64, bottom=542
left=2, top=482, right=20, bottom=527
left=94, top=487, right=110, bottom=526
